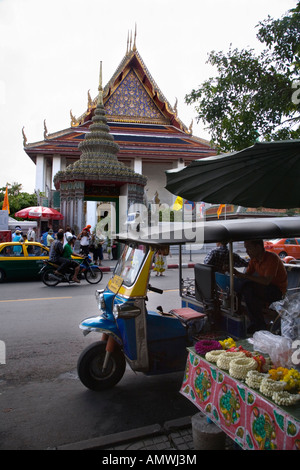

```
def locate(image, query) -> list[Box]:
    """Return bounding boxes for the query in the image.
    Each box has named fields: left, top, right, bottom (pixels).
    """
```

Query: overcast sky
left=0, top=0, right=297, bottom=193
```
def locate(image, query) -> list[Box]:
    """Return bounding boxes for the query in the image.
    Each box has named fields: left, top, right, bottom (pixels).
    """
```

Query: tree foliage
left=185, top=2, right=300, bottom=153
left=0, top=183, right=37, bottom=217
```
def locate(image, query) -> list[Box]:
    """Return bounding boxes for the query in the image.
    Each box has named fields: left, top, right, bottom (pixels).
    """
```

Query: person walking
left=91, top=231, right=104, bottom=265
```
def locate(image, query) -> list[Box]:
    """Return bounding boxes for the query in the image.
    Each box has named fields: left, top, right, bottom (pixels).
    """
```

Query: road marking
left=0, top=297, right=72, bottom=303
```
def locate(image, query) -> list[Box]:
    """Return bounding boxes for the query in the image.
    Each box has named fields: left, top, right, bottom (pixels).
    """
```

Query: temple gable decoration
left=105, top=69, right=168, bottom=124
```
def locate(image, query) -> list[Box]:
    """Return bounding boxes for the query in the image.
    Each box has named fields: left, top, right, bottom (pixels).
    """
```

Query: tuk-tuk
left=77, top=217, right=300, bottom=391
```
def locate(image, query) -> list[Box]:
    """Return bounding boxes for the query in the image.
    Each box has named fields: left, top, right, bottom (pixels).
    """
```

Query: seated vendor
left=234, top=239, right=287, bottom=334
left=204, top=242, right=248, bottom=273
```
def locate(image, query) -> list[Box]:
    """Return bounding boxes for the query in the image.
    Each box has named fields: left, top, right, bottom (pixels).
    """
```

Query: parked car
left=0, top=242, right=49, bottom=282
left=264, top=238, right=300, bottom=259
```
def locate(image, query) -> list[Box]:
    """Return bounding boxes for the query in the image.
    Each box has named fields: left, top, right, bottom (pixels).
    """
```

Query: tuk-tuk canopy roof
left=115, top=217, right=300, bottom=246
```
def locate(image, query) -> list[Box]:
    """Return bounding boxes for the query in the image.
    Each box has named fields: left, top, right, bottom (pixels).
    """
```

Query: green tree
left=0, top=183, right=37, bottom=216
left=185, top=3, right=300, bottom=153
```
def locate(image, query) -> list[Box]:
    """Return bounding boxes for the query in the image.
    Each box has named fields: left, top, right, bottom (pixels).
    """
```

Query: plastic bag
left=252, top=330, right=292, bottom=368
left=270, top=292, right=300, bottom=340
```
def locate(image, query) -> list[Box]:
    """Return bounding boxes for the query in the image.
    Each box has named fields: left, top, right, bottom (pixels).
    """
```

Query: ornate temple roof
left=74, top=36, right=188, bottom=131
left=23, top=32, right=216, bottom=168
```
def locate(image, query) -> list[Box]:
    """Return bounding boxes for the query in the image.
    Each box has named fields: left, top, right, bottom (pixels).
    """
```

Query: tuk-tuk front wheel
left=77, top=341, right=126, bottom=391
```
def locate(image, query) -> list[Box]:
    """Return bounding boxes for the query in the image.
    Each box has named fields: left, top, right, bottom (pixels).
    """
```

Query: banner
left=2, top=186, right=10, bottom=214
left=172, top=196, right=183, bottom=211
left=217, top=203, right=225, bottom=219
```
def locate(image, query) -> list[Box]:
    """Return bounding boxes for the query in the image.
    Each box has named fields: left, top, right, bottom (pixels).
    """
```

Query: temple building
left=23, top=32, right=216, bottom=232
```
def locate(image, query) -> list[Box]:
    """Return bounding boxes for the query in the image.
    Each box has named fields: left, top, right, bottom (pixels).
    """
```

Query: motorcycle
left=40, top=255, right=103, bottom=286
left=77, top=217, right=300, bottom=392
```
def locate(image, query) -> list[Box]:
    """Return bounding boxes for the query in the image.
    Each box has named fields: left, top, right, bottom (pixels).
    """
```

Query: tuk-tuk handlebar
left=148, top=284, right=163, bottom=294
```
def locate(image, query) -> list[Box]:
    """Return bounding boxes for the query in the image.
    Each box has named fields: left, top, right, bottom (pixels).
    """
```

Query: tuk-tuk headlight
left=114, top=303, right=141, bottom=319
left=95, top=289, right=105, bottom=310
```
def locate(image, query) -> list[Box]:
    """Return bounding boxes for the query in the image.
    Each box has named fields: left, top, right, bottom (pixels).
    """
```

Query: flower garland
left=205, top=350, right=226, bottom=363
left=283, top=368, right=300, bottom=392
left=268, top=367, right=289, bottom=381
left=229, top=357, right=258, bottom=380
left=219, top=337, right=236, bottom=350
left=268, top=367, right=300, bottom=392
left=195, top=339, right=222, bottom=355
left=216, top=351, right=245, bottom=370
left=245, top=370, right=268, bottom=389
left=271, top=391, right=300, bottom=407
left=259, top=377, right=287, bottom=397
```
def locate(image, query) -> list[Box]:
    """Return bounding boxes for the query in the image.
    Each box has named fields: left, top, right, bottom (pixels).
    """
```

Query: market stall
left=180, top=337, right=300, bottom=450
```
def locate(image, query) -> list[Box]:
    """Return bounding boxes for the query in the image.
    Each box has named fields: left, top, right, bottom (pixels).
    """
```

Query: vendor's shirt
left=246, top=250, right=288, bottom=294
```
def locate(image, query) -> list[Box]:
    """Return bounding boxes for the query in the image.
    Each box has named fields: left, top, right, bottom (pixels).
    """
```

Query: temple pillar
left=35, top=155, right=45, bottom=192
left=134, top=157, right=142, bottom=174
left=52, top=155, right=62, bottom=189
left=86, top=201, right=97, bottom=231
left=76, top=197, right=84, bottom=233
left=73, top=181, right=85, bottom=233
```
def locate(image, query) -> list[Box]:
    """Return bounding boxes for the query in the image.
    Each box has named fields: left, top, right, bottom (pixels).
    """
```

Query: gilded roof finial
left=44, top=119, right=48, bottom=139
left=129, top=31, right=132, bottom=52
left=133, top=23, right=137, bottom=51
left=97, top=61, right=103, bottom=106
left=22, top=126, right=27, bottom=147
left=126, top=31, right=129, bottom=55
left=70, top=110, right=77, bottom=126
left=188, top=119, right=193, bottom=135
left=87, top=89, right=93, bottom=109
left=174, top=97, right=178, bottom=116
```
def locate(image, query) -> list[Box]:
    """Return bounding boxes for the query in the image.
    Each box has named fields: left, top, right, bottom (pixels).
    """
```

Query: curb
left=55, top=417, right=192, bottom=451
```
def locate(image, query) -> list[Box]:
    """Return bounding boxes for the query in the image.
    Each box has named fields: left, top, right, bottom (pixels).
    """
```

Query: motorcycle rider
left=63, top=235, right=81, bottom=283
left=49, top=231, right=69, bottom=278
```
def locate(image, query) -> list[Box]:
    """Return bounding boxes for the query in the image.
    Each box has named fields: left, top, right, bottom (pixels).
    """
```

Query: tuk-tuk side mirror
left=115, top=303, right=141, bottom=319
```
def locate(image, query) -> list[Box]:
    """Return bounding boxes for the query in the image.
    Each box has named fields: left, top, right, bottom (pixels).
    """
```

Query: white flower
left=229, top=357, right=258, bottom=380
left=260, top=378, right=287, bottom=397
left=272, top=391, right=300, bottom=406
left=205, top=350, right=225, bottom=363
left=216, top=351, right=245, bottom=370
left=245, top=370, right=267, bottom=389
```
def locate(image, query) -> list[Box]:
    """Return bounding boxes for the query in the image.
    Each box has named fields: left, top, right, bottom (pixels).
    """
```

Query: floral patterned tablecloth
left=180, top=348, right=300, bottom=450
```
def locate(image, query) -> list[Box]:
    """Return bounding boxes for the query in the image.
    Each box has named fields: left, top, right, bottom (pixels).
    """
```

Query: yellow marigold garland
left=268, top=367, right=300, bottom=392
left=219, top=337, right=236, bottom=349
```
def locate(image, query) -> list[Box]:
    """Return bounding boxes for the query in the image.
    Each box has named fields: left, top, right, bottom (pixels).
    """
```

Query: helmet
left=66, top=235, right=73, bottom=242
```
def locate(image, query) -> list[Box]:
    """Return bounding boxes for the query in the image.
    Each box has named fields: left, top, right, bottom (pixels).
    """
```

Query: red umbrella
left=15, top=206, right=64, bottom=220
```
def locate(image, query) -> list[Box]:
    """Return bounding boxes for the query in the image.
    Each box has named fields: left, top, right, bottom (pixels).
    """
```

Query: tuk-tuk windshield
left=114, top=244, right=148, bottom=286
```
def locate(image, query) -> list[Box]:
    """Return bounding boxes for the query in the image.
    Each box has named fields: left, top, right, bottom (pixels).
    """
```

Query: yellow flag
left=217, top=204, right=225, bottom=219
left=2, top=186, right=10, bottom=214
left=172, top=196, right=183, bottom=211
